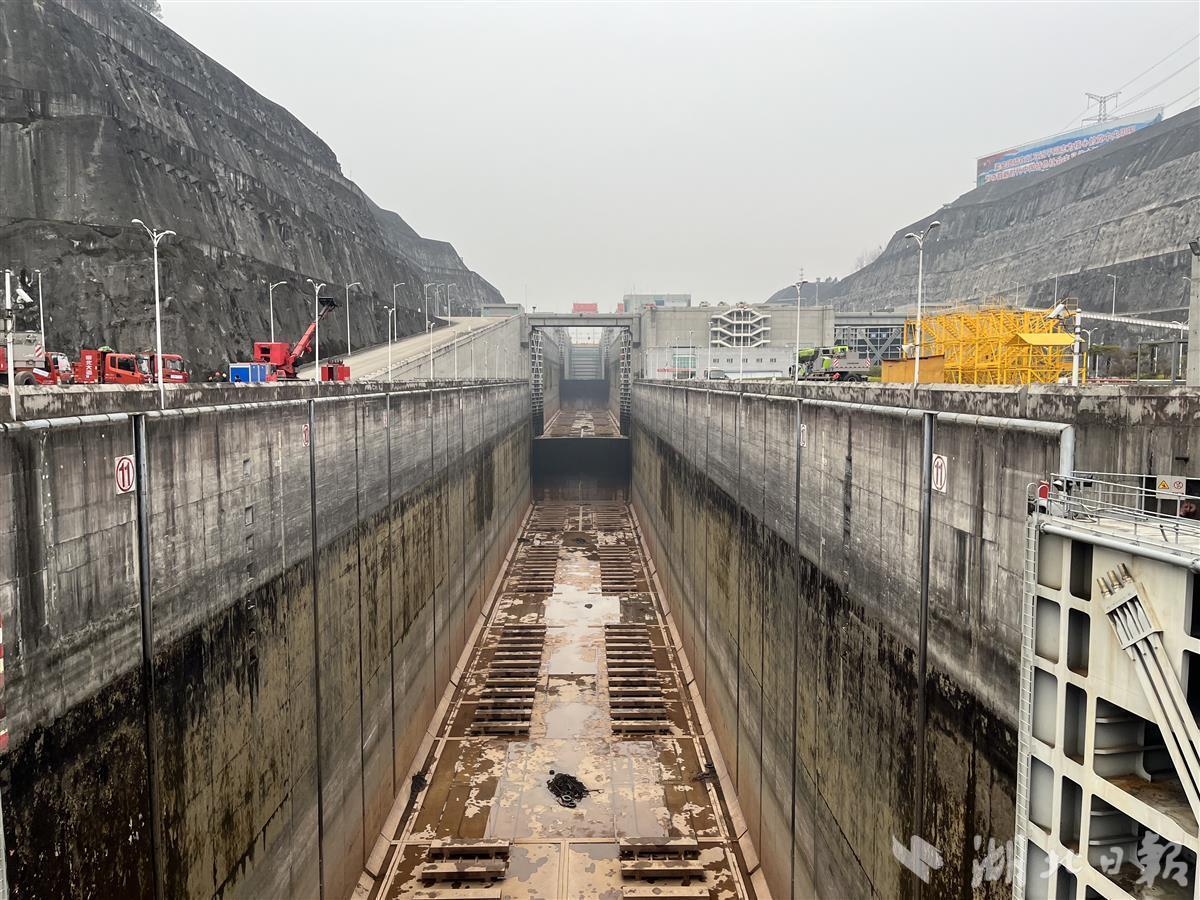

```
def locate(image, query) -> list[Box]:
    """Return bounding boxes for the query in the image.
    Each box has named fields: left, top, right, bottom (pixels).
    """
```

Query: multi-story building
left=638, top=302, right=835, bottom=379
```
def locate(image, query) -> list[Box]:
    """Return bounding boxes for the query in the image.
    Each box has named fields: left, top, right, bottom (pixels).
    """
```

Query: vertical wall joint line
left=353, top=400, right=367, bottom=872
left=913, top=410, right=936, bottom=896
left=307, top=400, right=327, bottom=900
left=133, top=414, right=165, bottom=900
left=386, top=393, right=397, bottom=795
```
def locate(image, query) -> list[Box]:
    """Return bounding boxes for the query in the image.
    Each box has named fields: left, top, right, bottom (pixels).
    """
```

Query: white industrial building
left=638, top=302, right=835, bottom=379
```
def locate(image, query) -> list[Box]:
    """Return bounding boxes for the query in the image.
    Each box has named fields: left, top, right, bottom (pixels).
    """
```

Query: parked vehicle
left=792, top=345, right=869, bottom=381
left=242, top=297, right=347, bottom=381
left=138, top=352, right=190, bottom=383
left=73, top=348, right=147, bottom=384
left=0, top=331, right=77, bottom=384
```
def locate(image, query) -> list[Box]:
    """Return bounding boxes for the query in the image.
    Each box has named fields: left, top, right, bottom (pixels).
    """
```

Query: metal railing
left=1042, top=472, right=1200, bottom=547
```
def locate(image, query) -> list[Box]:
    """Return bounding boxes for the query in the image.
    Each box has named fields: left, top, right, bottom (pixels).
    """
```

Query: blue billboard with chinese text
left=976, top=108, right=1163, bottom=187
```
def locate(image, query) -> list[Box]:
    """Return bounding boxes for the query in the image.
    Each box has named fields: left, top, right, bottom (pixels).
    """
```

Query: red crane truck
left=0, top=332, right=74, bottom=385
left=248, top=297, right=348, bottom=381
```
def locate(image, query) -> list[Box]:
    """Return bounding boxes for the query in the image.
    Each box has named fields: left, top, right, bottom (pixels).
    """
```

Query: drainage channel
left=362, top=499, right=758, bottom=900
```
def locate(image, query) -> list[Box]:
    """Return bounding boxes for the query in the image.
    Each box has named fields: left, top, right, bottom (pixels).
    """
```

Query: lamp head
left=1189, top=239, right=1200, bottom=257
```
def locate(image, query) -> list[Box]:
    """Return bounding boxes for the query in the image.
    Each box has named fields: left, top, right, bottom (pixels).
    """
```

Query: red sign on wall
left=115, top=454, right=136, bottom=494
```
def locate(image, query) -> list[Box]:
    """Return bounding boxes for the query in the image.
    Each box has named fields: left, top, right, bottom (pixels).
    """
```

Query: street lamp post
left=904, top=221, right=941, bottom=386
left=428, top=321, right=435, bottom=381
left=131, top=218, right=176, bottom=409
left=268, top=280, right=287, bottom=344
left=793, top=277, right=807, bottom=383
left=306, top=278, right=326, bottom=394
left=344, top=281, right=361, bottom=355
left=422, top=283, right=436, bottom=333
left=1187, top=239, right=1200, bottom=387
left=5, top=270, right=16, bottom=421
left=390, top=283, right=405, bottom=384
left=1106, top=274, right=1118, bottom=315
left=35, top=269, right=44, bottom=352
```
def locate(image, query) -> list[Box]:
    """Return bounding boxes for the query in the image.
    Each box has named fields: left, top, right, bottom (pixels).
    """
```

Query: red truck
left=0, top=332, right=74, bottom=385
left=71, top=348, right=190, bottom=385
left=73, top=348, right=146, bottom=384
left=138, top=352, right=190, bottom=383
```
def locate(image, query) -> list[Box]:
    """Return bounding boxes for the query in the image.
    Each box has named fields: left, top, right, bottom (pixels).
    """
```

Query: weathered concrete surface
left=629, top=380, right=1200, bottom=899
left=0, top=381, right=530, bottom=899
left=0, top=0, right=502, bottom=373
left=769, top=108, right=1200, bottom=336
left=0, top=377, right=512, bottom=424
left=330, top=316, right=530, bottom=385
left=370, top=499, right=754, bottom=899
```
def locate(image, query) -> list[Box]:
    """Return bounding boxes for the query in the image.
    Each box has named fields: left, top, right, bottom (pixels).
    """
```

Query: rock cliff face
left=0, top=0, right=502, bottom=373
left=771, top=108, right=1200, bottom=333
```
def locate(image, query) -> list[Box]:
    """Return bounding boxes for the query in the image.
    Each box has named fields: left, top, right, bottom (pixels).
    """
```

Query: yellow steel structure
left=904, top=303, right=1084, bottom=384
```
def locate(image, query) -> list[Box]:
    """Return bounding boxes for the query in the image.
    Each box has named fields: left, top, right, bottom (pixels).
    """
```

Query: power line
left=1113, top=33, right=1198, bottom=94
left=1162, top=84, right=1200, bottom=113
left=1113, top=56, right=1200, bottom=112
left=1057, top=34, right=1199, bottom=131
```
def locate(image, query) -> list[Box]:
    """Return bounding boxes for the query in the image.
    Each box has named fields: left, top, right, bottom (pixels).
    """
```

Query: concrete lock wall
left=628, top=380, right=1199, bottom=900
left=0, top=381, right=531, bottom=900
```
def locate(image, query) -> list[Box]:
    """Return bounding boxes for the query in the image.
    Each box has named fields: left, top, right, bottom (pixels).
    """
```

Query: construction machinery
left=0, top=331, right=73, bottom=385
left=244, top=297, right=347, bottom=381
left=792, top=345, right=870, bottom=381
left=902, top=303, right=1081, bottom=384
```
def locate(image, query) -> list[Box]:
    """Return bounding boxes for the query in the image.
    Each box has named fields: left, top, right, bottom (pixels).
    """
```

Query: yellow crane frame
left=904, top=303, right=1084, bottom=384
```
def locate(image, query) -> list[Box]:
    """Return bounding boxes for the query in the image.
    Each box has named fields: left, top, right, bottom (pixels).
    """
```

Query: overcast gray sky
left=161, top=1, right=1198, bottom=310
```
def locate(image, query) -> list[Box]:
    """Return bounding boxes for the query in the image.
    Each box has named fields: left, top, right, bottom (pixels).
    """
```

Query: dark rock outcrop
left=770, top=107, right=1200, bottom=335
left=0, top=0, right=502, bottom=372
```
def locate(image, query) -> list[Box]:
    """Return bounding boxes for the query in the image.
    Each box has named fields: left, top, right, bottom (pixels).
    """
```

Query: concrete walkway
left=301, top=317, right=509, bottom=381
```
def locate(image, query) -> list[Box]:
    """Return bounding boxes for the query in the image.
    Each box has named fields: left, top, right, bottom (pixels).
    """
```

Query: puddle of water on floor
left=545, top=590, right=619, bottom=625
left=547, top=641, right=596, bottom=675
left=543, top=700, right=603, bottom=739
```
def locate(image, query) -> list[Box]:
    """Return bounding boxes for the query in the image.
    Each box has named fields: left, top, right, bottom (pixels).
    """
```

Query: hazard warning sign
left=1153, top=474, right=1186, bottom=499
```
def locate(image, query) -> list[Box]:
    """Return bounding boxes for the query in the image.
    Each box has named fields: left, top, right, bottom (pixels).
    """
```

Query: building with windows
left=709, top=304, right=772, bottom=348
left=637, top=302, right=835, bottom=379
left=833, top=310, right=908, bottom=364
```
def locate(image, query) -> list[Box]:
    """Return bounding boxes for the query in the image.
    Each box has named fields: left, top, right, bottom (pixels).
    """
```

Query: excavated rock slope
left=771, top=107, right=1200, bottom=329
left=0, top=0, right=502, bottom=372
